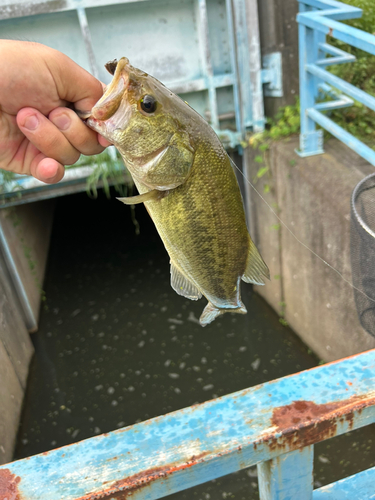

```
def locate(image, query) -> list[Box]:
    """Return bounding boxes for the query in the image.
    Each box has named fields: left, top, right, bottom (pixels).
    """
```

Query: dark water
left=15, top=190, right=375, bottom=498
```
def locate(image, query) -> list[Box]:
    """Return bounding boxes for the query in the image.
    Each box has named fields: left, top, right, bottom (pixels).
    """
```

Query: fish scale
left=87, top=57, right=269, bottom=325
left=143, top=140, right=248, bottom=304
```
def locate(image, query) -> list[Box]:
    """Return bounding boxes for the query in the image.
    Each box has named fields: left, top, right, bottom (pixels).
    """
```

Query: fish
left=86, top=57, right=269, bottom=326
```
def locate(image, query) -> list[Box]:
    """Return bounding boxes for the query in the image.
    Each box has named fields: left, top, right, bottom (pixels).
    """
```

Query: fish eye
left=140, top=95, right=157, bottom=114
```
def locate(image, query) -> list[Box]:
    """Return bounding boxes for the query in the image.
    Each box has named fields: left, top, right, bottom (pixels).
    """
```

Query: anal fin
left=242, top=239, right=270, bottom=285
left=117, top=189, right=167, bottom=205
left=170, top=262, right=202, bottom=300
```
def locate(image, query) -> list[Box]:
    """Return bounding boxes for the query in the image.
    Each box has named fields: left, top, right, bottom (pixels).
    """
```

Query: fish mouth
left=82, top=57, right=133, bottom=142
left=81, top=57, right=130, bottom=131
left=86, top=115, right=106, bottom=135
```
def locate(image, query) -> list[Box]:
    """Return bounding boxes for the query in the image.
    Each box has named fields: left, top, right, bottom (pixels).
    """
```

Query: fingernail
left=52, top=114, right=70, bottom=131
left=23, top=115, right=39, bottom=131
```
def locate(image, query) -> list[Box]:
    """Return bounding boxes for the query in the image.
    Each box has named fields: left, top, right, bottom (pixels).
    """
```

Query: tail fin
left=242, top=239, right=270, bottom=285
left=199, top=301, right=247, bottom=327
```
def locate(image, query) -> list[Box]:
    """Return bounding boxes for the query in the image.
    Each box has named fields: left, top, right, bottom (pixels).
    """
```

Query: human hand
left=0, top=40, right=111, bottom=184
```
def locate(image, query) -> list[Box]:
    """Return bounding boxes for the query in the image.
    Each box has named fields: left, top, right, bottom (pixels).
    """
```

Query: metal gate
left=0, top=0, right=282, bottom=205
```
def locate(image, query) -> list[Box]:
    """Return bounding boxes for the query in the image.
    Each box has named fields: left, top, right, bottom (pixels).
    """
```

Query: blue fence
left=297, top=0, right=375, bottom=165
left=1, top=349, right=374, bottom=499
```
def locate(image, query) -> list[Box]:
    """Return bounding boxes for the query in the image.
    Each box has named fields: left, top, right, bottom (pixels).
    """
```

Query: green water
left=14, top=190, right=375, bottom=498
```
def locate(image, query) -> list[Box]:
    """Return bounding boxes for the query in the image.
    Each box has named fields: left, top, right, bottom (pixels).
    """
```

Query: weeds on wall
left=248, top=98, right=300, bottom=194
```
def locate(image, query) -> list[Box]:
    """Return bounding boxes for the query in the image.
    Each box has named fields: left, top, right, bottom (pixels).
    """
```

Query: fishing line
left=231, top=158, right=375, bottom=305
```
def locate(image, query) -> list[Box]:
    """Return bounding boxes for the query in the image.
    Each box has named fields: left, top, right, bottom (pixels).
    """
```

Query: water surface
left=15, top=190, right=374, bottom=498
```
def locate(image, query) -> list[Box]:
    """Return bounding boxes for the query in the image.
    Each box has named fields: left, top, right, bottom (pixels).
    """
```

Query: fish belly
left=138, top=143, right=250, bottom=309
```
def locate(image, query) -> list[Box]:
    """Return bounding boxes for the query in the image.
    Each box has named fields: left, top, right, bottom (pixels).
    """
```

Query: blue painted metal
left=0, top=349, right=374, bottom=499
left=307, top=64, right=375, bottom=111
left=315, top=83, right=353, bottom=111
left=76, top=7, right=99, bottom=79
left=314, top=466, right=375, bottom=499
left=0, top=0, right=277, bottom=205
left=316, top=43, right=356, bottom=66
left=258, top=446, right=314, bottom=500
left=224, top=0, right=242, bottom=134
left=298, top=2, right=324, bottom=157
left=297, top=0, right=375, bottom=162
left=262, top=52, right=283, bottom=98
left=308, top=108, right=375, bottom=166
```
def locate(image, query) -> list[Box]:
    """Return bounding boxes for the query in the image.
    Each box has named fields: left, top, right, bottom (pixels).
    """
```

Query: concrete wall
left=0, top=200, right=55, bottom=464
left=0, top=200, right=55, bottom=331
left=246, top=137, right=375, bottom=362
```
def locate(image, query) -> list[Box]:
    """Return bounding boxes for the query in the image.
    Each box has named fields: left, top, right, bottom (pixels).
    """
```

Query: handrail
left=296, top=0, right=375, bottom=164
left=1, top=349, right=374, bottom=499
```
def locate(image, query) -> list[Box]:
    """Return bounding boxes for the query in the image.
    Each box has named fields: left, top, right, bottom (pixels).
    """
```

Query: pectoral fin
left=170, top=262, right=202, bottom=300
left=117, top=190, right=167, bottom=205
left=242, top=239, right=270, bottom=285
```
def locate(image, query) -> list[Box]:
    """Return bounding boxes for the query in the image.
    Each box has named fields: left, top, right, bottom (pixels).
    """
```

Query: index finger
left=44, top=48, right=104, bottom=115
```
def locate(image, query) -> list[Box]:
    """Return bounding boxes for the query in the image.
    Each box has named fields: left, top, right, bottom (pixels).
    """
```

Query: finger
left=30, top=154, right=65, bottom=184
left=17, top=108, right=81, bottom=166
left=49, top=107, right=106, bottom=156
left=98, top=135, right=112, bottom=148
left=47, top=50, right=104, bottom=113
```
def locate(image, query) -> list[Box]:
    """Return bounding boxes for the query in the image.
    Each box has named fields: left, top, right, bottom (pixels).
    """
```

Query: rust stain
left=77, top=451, right=210, bottom=500
left=328, top=27, right=333, bottom=36
left=253, top=394, right=375, bottom=453
left=0, top=469, right=22, bottom=500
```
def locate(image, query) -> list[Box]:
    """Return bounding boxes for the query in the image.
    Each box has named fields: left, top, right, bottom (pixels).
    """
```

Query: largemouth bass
left=87, top=58, right=269, bottom=326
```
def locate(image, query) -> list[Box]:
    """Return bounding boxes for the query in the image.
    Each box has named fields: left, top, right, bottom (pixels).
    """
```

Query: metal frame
left=297, top=0, right=375, bottom=165
left=1, top=348, right=374, bottom=499
left=0, top=0, right=268, bottom=146
left=0, top=0, right=284, bottom=206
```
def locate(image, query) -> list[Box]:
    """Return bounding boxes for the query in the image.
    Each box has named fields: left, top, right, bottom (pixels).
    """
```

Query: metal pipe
left=0, top=222, right=37, bottom=332
left=307, top=107, right=375, bottom=166
left=76, top=7, right=100, bottom=79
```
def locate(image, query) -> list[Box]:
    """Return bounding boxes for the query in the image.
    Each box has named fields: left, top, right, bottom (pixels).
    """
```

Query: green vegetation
left=278, top=301, right=288, bottom=326
left=249, top=99, right=301, bottom=192
left=329, top=0, right=375, bottom=145
left=0, top=170, right=21, bottom=196
left=75, top=149, right=133, bottom=199
left=249, top=0, right=375, bottom=178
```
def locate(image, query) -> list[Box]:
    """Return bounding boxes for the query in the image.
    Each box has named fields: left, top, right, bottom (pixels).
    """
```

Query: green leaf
left=256, top=166, right=268, bottom=178
left=254, top=155, right=264, bottom=163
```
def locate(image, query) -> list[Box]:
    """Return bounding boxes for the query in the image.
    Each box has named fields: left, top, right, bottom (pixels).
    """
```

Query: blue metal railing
left=1, top=349, right=374, bottom=499
left=297, top=0, right=375, bottom=165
